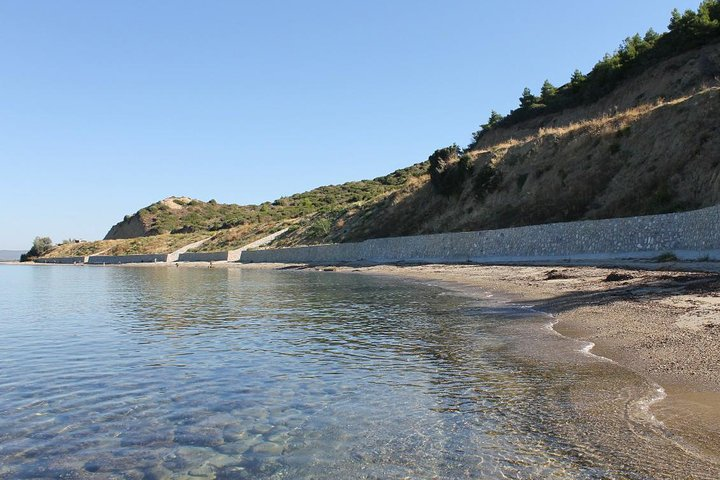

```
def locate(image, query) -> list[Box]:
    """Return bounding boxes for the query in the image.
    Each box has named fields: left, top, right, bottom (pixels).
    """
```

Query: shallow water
left=0, top=265, right=717, bottom=479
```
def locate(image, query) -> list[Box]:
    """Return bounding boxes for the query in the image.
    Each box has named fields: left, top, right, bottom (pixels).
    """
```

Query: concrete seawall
left=227, top=228, right=290, bottom=262
left=240, top=205, right=720, bottom=265
left=168, top=237, right=212, bottom=262
left=87, top=254, right=170, bottom=264
left=35, top=256, right=88, bottom=264
left=177, top=251, right=230, bottom=262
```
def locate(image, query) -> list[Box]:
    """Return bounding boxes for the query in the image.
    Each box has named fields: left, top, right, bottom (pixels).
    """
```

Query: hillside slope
left=273, top=38, right=720, bottom=246
left=330, top=85, right=720, bottom=243
left=36, top=14, right=720, bottom=258
left=44, top=233, right=209, bottom=257
left=51, top=163, right=427, bottom=256
left=474, top=41, right=720, bottom=151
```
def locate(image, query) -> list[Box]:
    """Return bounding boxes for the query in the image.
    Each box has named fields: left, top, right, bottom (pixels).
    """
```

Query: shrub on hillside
left=428, top=145, right=469, bottom=195
left=20, top=236, right=54, bottom=261
left=473, top=162, right=503, bottom=200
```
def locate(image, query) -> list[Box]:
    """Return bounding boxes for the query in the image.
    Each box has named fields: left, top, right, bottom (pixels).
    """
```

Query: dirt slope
left=324, top=46, right=720, bottom=243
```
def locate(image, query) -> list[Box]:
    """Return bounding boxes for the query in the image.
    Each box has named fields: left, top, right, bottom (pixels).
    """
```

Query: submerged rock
left=174, top=426, right=224, bottom=447
left=222, top=424, right=247, bottom=442
left=250, top=441, right=283, bottom=455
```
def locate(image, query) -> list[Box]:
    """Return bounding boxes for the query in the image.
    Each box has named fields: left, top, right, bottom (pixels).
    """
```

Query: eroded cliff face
left=474, top=42, right=720, bottom=150
left=339, top=89, right=720, bottom=242
left=104, top=214, right=147, bottom=240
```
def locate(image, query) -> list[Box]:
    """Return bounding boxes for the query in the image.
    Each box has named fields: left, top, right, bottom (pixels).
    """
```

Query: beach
left=235, top=262, right=720, bottom=460
left=234, top=263, right=720, bottom=387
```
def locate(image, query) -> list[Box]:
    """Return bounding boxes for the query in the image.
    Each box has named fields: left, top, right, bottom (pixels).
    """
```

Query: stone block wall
left=176, top=251, right=230, bottom=262
left=240, top=205, right=720, bottom=264
left=35, top=256, right=88, bottom=264
left=87, top=254, right=170, bottom=264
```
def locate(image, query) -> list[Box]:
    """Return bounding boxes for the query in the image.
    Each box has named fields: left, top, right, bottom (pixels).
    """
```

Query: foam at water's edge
left=629, top=381, right=720, bottom=467
left=534, top=311, right=670, bottom=431
left=636, top=383, right=668, bottom=426
left=501, top=300, right=720, bottom=471
left=540, top=314, right=614, bottom=362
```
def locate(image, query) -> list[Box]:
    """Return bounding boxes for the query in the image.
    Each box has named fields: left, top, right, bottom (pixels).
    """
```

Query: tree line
left=470, top=0, right=720, bottom=147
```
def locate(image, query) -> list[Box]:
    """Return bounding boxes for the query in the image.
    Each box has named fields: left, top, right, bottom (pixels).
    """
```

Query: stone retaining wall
left=240, top=205, right=720, bottom=265
left=228, top=228, right=290, bottom=261
left=87, top=254, right=170, bottom=264
left=35, top=256, right=88, bottom=264
left=176, top=251, right=230, bottom=262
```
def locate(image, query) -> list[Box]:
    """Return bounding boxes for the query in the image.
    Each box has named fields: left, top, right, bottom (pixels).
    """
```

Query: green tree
left=428, top=145, right=462, bottom=195
left=540, top=80, right=557, bottom=103
left=471, top=110, right=505, bottom=145
left=618, top=34, right=647, bottom=63
left=485, top=110, right=503, bottom=128
left=644, top=27, right=660, bottom=44
left=21, top=236, right=54, bottom=261
left=519, top=87, right=537, bottom=108
left=706, top=0, right=720, bottom=22
left=481, top=110, right=504, bottom=132
left=570, top=69, right=586, bottom=91
left=31, top=236, right=53, bottom=255
left=669, top=8, right=683, bottom=31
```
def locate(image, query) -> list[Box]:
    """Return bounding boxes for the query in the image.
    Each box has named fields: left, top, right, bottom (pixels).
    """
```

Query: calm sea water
left=0, top=265, right=717, bottom=479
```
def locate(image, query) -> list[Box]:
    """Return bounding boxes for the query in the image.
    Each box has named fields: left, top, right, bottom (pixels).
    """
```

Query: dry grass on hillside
left=45, top=232, right=209, bottom=257
left=327, top=85, right=720, bottom=243
left=190, top=223, right=289, bottom=252
left=45, top=240, right=117, bottom=258
left=474, top=42, right=720, bottom=150
left=480, top=89, right=712, bottom=155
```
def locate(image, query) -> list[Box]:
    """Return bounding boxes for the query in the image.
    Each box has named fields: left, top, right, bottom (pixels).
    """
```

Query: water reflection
left=0, top=266, right=717, bottom=479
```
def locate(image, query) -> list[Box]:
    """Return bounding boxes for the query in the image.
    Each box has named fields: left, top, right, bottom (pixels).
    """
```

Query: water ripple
left=0, top=266, right=717, bottom=479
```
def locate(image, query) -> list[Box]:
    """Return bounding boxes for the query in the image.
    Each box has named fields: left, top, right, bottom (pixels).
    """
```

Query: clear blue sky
left=0, top=0, right=702, bottom=249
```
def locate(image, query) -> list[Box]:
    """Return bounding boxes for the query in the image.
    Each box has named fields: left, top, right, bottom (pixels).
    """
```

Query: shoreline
left=319, top=263, right=720, bottom=391
left=7, top=259, right=720, bottom=467
left=233, top=262, right=720, bottom=454
left=279, top=262, right=720, bottom=464
left=10, top=256, right=720, bottom=393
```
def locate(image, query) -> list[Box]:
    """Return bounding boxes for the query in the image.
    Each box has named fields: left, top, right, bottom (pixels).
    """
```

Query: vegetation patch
left=604, top=272, right=634, bottom=282
left=469, top=1, right=720, bottom=146
left=656, top=252, right=680, bottom=262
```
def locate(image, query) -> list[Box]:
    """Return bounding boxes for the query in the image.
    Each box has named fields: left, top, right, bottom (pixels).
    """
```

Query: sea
left=0, top=264, right=717, bottom=479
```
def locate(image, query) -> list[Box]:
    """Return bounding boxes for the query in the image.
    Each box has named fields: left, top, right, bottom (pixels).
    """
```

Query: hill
left=328, top=83, right=720, bottom=243
left=105, top=163, right=428, bottom=241
left=92, top=163, right=427, bottom=254
left=34, top=1, right=720, bottom=259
